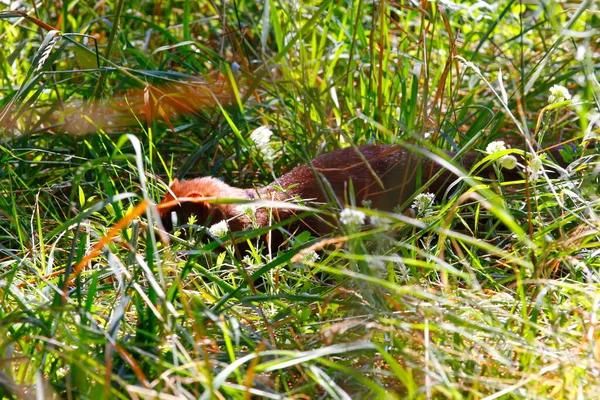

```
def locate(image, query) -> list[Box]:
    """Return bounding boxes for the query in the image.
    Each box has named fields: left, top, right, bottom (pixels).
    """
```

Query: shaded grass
left=1, top=0, right=599, bottom=399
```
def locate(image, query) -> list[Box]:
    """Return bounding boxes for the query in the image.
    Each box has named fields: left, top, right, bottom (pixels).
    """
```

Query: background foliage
left=1, top=0, right=599, bottom=398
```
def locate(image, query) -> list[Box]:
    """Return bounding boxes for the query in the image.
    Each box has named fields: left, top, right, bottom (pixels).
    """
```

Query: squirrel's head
left=158, top=177, right=252, bottom=234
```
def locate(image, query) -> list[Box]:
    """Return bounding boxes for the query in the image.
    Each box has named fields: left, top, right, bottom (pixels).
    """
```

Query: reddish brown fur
left=158, top=144, right=571, bottom=242
left=159, top=177, right=263, bottom=233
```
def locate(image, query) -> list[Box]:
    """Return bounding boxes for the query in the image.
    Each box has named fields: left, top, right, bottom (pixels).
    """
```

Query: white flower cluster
left=208, top=220, right=229, bottom=238
left=340, top=208, right=366, bottom=226
left=548, top=85, right=571, bottom=104
left=485, top=140, right=517, bottom=170
left=485, top=140, right=507, bottom=154
left=250, top=125, right=276, bottom=163
left=411, top=193, right=435, bottom=217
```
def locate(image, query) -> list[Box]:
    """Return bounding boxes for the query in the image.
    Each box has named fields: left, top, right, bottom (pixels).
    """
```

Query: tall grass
left=1, top=0, right=599, bottom=398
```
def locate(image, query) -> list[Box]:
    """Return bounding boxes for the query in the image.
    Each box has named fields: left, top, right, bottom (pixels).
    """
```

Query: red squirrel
left=158, top=144, right=572, bottom=241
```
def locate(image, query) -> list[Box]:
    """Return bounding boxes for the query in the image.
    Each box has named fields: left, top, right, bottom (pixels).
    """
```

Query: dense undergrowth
left=1, top=0, right=599, bottom=398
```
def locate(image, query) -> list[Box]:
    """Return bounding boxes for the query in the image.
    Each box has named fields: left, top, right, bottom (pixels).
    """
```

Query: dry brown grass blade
left=62, top=200, right=148, bottom=297
left=0, top=10, right=58, bottom=31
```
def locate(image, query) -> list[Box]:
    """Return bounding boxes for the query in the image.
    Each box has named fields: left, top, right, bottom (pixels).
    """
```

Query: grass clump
left=1, top=0, right=599, bottom=398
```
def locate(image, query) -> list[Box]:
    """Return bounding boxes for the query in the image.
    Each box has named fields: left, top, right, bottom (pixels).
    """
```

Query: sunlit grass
left=1, top=0, right=599, bottom=399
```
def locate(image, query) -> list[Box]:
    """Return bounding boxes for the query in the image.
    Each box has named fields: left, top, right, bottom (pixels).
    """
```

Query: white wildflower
left=262, top=147, right=276, bottom=163
left=340, top=208, right=366, bottom=226
left=250, top=125, right=276, bottom=163
left=485, top=140, right=507, bottom=155
left=527, top=156, right=544, bottom=181
left=370, top=215, right=391, bottom=229
left=208, top=220, right=229, bottom=238
left=548, top=84, right=571, bottom=104
left=411, top=193, right=435, bottom=217
left=485, top=140, right=516, bottom=170
left=250, top=125, right=273, bottom=147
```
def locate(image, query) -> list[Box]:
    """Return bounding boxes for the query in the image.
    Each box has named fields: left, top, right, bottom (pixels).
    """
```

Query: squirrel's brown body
left=158, top=144, right=569, bottom=240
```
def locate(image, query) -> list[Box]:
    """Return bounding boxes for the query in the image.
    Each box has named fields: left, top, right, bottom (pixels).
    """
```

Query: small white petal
left=208, top=220, right=229, bottom=238
left=548, top=84, right=571, bottom=104
left=411, top=193, right=436, bottom=217
left=340, top=208, right=366, bottom=226
left=485, top=141, right=507, bottom=155
left=250, top=125, right=273, bottom=147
